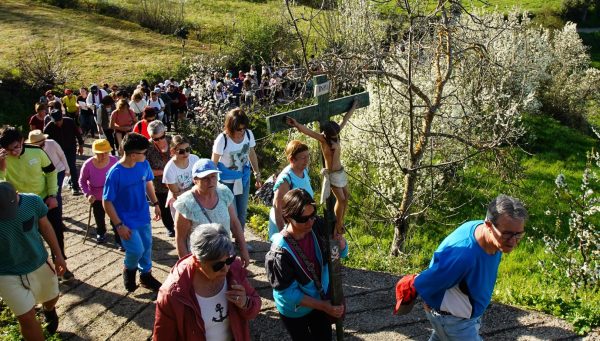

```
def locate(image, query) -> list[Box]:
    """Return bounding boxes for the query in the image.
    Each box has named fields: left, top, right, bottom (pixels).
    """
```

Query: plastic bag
left=62, top=175, right=71, bottom=189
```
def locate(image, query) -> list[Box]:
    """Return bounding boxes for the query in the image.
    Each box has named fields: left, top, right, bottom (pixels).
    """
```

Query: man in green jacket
left=0, top=126, right=74, bottom=281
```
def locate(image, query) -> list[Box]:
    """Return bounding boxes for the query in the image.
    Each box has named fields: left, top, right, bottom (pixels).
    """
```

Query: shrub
left=137, top=0, right=184, bottom=35
left=16, top=38, right=76, bottom=90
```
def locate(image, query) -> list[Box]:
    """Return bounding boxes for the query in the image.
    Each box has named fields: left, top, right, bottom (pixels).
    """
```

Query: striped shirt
left=0, top=194, right=49, bottom=275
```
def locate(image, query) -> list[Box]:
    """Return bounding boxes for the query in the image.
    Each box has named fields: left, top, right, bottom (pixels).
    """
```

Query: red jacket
left=153, top=255, right=261, bottom=341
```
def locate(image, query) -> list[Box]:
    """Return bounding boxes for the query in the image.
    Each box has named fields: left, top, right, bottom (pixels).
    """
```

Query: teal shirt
left=0, top=194, right=49, bottom=275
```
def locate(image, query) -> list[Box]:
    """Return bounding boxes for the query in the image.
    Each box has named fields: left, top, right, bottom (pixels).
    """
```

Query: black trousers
left=46, top=205, right=65, bottom=260
left=91, top=200, right=121, bottom=245
left=156, top=191, right=174, bottom=231
left=280, top=310, right=332, bottom=341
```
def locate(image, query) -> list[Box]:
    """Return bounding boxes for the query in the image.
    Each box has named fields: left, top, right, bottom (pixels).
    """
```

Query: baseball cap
left=192, top=159, right=221, bottom=179
left=0, top=181, right=18, bottom=220
left=50, top=109, right=63, bottom=121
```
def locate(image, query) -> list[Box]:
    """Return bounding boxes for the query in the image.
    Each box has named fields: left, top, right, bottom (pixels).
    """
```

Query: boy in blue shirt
left=413, top=194, right=527, bottom=341
left=103, top=132, right=162, bottom=292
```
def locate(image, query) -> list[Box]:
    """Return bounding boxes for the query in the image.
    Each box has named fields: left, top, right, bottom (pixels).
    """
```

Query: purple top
left=79, top=155, right=118, bottom=200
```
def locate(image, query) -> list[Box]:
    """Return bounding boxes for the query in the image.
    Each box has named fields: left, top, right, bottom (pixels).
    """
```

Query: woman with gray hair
left=153, top=224, right=261, bottom=341
left=146, top=120, right=174, bottom=236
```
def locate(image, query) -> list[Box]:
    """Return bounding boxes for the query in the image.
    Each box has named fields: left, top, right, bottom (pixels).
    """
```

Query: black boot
left=43, top=308, right=59, bottom=334
left=139, top=271, right=162, bottom=292
left=123, top=268, right=137, bottom=292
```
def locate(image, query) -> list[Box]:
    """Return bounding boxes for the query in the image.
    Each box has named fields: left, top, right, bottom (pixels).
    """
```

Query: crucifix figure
left=266, top=74, right=370, bottom=340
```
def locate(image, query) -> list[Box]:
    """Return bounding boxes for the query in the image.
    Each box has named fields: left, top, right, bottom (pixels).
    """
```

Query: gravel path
left=53, top=141, right=599, bottom=340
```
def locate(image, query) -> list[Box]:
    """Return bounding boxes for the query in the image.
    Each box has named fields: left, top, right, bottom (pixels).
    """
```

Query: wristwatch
left=115, top=222, right=124, bottom=229
left=152, top=201, right=160, bottom=207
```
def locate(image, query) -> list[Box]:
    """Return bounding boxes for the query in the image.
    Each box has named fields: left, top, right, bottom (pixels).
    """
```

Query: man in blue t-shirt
left=0, top=181, right=67, bottom=339
left=103, top=132, right=162, bottom=292
left=413, top=194, right=528, bottom=341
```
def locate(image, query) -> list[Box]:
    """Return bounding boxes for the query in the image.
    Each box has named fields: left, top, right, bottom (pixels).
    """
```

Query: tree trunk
left=391, top=171, right=417, bottom=256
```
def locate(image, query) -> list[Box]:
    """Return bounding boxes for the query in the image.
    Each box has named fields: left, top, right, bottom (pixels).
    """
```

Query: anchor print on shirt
left=212, top=303, right=228, bottom=322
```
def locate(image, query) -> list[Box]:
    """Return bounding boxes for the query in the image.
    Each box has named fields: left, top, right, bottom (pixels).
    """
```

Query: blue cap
left=192, top=159, right=221, bottom=179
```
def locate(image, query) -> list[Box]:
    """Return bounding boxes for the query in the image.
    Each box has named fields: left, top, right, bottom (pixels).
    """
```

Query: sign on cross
left=266, top=75, right=370, bottom=341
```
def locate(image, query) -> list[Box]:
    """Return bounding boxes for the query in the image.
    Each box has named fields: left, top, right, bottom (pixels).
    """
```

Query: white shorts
left=0, top=262, right=60, bottom=316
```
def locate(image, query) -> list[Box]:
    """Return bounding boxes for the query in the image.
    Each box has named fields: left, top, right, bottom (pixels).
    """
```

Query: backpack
left=254, top=172, right=292, bottom=206
left=221, top=131, right=250, bottom=151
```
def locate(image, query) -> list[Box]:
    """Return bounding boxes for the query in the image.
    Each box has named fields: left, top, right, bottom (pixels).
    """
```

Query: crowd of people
left=0, top=69, right=528, bottom=341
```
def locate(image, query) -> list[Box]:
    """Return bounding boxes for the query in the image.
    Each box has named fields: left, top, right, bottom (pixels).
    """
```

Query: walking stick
left=83, top=204, right=92, bottom=244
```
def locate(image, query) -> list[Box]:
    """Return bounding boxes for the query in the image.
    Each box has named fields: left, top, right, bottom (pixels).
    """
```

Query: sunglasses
left=152, top=134, right=166, bottom=142
left=211, top=255, right=236, bottom=272
left=178, top=147, right=191, bottom=155
left=293, top=206, right=317, bottom=223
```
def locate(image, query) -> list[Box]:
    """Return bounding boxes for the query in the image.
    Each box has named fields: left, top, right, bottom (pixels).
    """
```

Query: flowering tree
left=284, top=0, right=600, bottom=255
left=545, top=151, right=600, bottom=292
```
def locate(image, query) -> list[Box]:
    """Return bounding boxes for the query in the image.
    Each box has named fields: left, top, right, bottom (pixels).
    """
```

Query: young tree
left=284, top=0, right=600, bottom=255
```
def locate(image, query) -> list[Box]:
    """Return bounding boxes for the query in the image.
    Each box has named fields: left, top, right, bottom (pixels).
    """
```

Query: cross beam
left=266, top=75, right=370, bottom=341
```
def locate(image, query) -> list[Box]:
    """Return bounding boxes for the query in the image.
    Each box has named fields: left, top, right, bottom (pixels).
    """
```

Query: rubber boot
left=123, top=268, right=137, bottom=292
left=139, top=271, right=162, bottom=292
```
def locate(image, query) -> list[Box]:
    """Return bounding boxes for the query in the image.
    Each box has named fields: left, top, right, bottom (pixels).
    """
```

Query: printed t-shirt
left=196, top=278, right=232, bottom=341
left=103, top=160, right=154, bottom=229
left=0, top=194, right=49, bottom=275
left=212, top=131, right=256, bottom=184
left=162, top=154, right=200, bottom=203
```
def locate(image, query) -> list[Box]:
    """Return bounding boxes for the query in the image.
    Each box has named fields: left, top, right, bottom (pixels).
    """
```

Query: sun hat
left=92, top=139, right=112, bottom=153
left=50, top=109, right=63, bottom=121
left=192, top=159, right=221, bottom=179
left=0, top=181, right=18, bottom=220
left=25, top=130, right=48, bottom=144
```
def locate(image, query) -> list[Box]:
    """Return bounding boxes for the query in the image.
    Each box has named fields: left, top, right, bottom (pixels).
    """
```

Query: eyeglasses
left=492, top=223, right=525, bottom=241
left=178, top=147, right=191, bottom=155
left=152, top=134, right=166, bottom=142
left=211, top=255, right=236, bottom=272
left=293, top=205, right=317, bottom=223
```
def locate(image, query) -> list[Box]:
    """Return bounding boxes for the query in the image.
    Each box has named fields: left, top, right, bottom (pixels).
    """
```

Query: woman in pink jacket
left=153, top=223, right=260, bottom=341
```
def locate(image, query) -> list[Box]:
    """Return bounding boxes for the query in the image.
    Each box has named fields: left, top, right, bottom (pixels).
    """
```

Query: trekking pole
left=83, top=204, right=92, bottom=244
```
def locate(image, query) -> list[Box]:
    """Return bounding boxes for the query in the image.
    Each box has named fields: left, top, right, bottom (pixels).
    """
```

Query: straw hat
left=25, top=130, right=48, bottom=144
left=92, top=139, right=113, bottom=153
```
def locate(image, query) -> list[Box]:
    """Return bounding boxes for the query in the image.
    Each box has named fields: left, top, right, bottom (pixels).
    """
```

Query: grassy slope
left=0, top=0, right=207, bottom=86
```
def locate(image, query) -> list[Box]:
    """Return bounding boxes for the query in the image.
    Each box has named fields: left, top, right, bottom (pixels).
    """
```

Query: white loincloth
left=320, top=168, right=348, bottom=204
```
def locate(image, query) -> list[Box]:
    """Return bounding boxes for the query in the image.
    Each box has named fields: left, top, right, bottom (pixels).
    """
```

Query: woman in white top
left=147, top=90, right=166, bottom=122
left=162, top=135, right=200, bottom=218
left=211, top=109, right=262, bottom=232
left=129, top=90, right=147, bottom=120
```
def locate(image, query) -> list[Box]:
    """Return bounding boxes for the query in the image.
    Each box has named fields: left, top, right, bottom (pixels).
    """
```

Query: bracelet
left=152, top=201, right=160, bottom=206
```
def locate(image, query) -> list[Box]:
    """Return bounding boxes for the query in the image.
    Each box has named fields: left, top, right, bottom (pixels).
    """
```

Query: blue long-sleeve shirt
left=414, top=220, right=501, bottom=319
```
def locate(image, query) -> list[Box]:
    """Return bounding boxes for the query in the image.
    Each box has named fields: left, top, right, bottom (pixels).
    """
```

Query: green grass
left=0, top=0, right=207, bottom=87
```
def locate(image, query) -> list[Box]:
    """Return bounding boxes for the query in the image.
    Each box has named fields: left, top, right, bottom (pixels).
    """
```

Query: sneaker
left=42, top=308, right=59, bottom=334
left=117, top=243, right=125, bottom=252
left=71, top=189, right=83, bottom=196
left=123, top=268, right=137, bottom=292
left=139, top=272, right=162, bottom=292
left=60, top=270, right=75, bottom=283
left=167, top=229, right=175, bottom=238
left=96, top=234, right=106, bottom=244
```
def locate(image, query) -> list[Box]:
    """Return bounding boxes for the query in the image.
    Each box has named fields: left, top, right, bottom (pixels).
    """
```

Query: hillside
left=0, top=0, right=207, bottom=87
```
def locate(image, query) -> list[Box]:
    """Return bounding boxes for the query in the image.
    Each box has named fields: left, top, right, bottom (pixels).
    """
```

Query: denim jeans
left=121, top=224, right=153, bottom=273
left=425, top=310, right=483, bottom=341
left=224, top=181, right=250, bottom=228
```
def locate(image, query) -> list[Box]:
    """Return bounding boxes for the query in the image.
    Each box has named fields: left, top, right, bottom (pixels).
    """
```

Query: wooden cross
left=266, top=74, right=370, bottom=341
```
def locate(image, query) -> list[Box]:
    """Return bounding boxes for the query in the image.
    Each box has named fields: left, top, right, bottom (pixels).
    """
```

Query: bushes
left=16, top=39, right=75, bottom=90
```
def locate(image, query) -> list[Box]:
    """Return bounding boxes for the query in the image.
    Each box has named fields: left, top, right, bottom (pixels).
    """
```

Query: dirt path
left=54, top=141, right=598, bottom=340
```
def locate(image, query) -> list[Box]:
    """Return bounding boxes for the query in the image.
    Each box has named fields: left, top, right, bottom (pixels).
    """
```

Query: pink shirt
left=78, top=155, right=118, bottom=199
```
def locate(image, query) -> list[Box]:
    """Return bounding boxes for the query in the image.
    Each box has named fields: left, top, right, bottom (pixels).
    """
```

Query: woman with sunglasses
left=265, top=188, right=348, bottom=341
left=153, top=223, right=260, bottom=341
left=146, top=121, right=175, bottom=237
left=172, top=159, right=251, bottom=267
left=163, top=135, right=200, bottom=220
left=212, top=109, right=262, bottom=236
